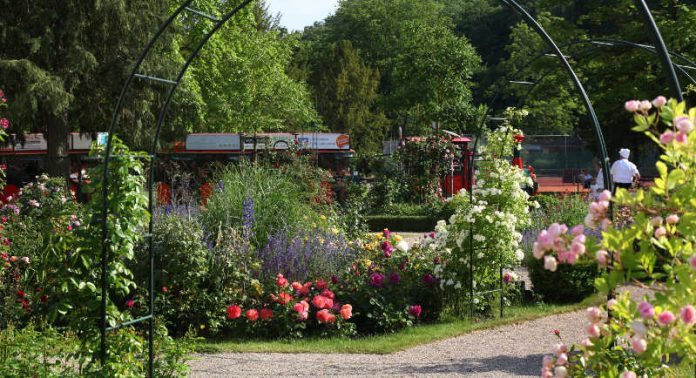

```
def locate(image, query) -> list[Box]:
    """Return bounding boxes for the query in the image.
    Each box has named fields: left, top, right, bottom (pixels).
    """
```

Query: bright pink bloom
left=657, top=310, right=676, bottom=326
left=312, top=295, right=333, bottom=309
left=226, top=304, right=242, bottom=319
left=162, top=286, right=168, bottom=293
left=679, top=305, right=696, bottom=326
left=299, top=282, right=312, bottom=295
left=556, top=353, right=567, bottom=365
left=553, top=343, right=568, bottom=357
left=0, top=118, right=8, bottom=129
left=315, top=279, right=328, bottom=290
left=599, top=190, right=612, bottom=202
left=316, top=309, right=336, bottom=323
left=595, top=250, right=609, bottom=267
left=665, top=214, right=679, bottom=225
left=659, top=131, right=675, bottom=144
left=638, top=301, right=655, bottom=319
left=409, top=304, right=422, bottom=318
left=586, top=307, right=602, bottom=323
left=537, top=230, right=552, bottom=249
left=676, top=117, right=694, bottom=133
left=631, top=336, right=647, bottom=353
left=246, top=309, right=259, bottom=322
left=291, top=281, right=302, bottom=291
left=276, top=292, right=294, bottom=305
left=297, top=311, right=308, bottom=321
left=586, top=324, right=600, bottom=338
left=622, top=371, right=637, bottom=378
left=126, top=299, right=135, bottom=308
left=639, top=100, right=652, bottom=111
left=570, top=225, right=584, bottom=237
left=654, top=226, right=667, bottom=238
left=321, top=289, right=335, bottom=299
left=676, top=132, right=688, bottom=144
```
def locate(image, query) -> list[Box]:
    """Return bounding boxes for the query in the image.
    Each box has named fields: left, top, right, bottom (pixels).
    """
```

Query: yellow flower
left=320, top=215, right=327, bottom=221
left=199, top=324, right=206, bottom=330
left=331, top=228, right=339, bottom=235
left=394, top=235, right=403, bottom=242
left=311, top=223, right=317, bottom=228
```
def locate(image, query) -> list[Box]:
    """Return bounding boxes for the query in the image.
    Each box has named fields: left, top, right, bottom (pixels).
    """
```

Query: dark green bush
left=526, top=255, right=599, bottom=303
left=366, top=215, right=437, bottom=232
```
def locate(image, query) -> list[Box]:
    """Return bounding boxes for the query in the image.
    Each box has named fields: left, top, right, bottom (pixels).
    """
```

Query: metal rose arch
left=99, top=0, right=685, bottom=375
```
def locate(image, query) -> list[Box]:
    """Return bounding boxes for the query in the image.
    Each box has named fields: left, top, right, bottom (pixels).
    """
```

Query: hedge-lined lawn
left=199, top=296, right=599, bottom=354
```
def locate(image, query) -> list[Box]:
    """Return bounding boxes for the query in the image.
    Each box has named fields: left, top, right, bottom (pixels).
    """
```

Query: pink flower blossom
left=595, top=250, right=609, bottom=267
left=665, top=214, right=679, bottom=225
left=639, top=100, right=652, bottom=111
left=556, top=353, right=567, bottom=365
left=657, top=310, right=676, bottom=326
left=126, top=299, right=135, bottom=308
left=369, top=273, right=384, bottom=287
left=547, top=223, right=563, bottom=238
left=570, top=224, right=584, bottom=236
left=675, top=117, right=694, bottom=134
left=0, top=118, right=8, bottom=130
left=409, top=304, right=422, bottom=318
left=679, top=305, right=696, bottom=326
left=276, top=273, right=289, bottom=288
left=624, top=100, right=640, bottom=112
left=652, top=96, right=667, bottom=107
left=543, top=256, right=557, bottom=272
left=675, top=132, right=688, bottom=144
left=586, top=324, right=600, bottom=338
left=21, top=256, right=29, bottom=264
left=659, top=130, right=675, bottom=144
left=638, top=301, right=655, bottom=319
left=226, top=304, right=242, bottom=319
left=598, top=190, right=612, bottom=202
left=690, top=256, right=696, bottom=271
left=542, top=355, right=554, bottom=368
left=654, top=227, right=667, bottom=238
left=580, top=338, right=594, bottom=348
left=622, top=371, right=637, bottom=378
left=607, top=299, right=618, bottom=310
left=650, top=216, right=663, bottom=227
left=631, top=336, right=647, bottom=353
left=537, top=230, right=553, bottom=250
left=570, top=242, right=585, bottom=256
left=586, top=307, right=602, bottom=323
left=553, top=343, right=568, bottom=356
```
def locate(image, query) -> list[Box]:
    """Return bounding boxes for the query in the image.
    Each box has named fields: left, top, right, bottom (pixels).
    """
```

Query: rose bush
left=534, top=98, right=696, bottom=376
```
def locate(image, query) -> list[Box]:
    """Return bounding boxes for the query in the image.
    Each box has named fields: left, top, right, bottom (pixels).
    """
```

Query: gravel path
left=189, top=287, right=651, bottom=377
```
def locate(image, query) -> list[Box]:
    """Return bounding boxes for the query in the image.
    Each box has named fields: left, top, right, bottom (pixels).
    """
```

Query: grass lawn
left=198, top=296, right=599, bottom=354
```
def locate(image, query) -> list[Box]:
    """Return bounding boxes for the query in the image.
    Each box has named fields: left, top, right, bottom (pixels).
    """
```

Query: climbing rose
left=409, top=304, right=422, bottom=318
left=679, top=305, right=696, bottom=326
left=553, top=343, right=568, bottom=356
left=586, top=324, right=600, bottom=338
left=260, top=308, right=273, bottom=321
left=246, top=309, right=259, bottom=322
left=340, top=304, right=352, bottom=320
left=226, top=305, right=242, bottom=319
left=657, top=311, right=676, bottom=326
left=320, top=289, right=335, bottom=299
left=586, top=307, right=602, bottom=323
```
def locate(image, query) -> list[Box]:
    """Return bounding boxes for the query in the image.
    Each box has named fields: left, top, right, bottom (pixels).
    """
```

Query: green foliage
left=202, top=161, right=327, bottom=249
left=529, top=194, right=589, bottom=230
left=526, top=257, right=598, bottom=303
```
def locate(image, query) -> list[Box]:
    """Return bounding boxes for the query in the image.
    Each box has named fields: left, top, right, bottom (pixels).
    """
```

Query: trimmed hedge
left=526, top=256, right=599, bottom=303
left=366, top=215, right=437, bottom=232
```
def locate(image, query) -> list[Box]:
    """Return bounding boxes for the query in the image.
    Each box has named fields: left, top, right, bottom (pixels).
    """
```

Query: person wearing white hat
left=610, top=148, right=640, bottom=192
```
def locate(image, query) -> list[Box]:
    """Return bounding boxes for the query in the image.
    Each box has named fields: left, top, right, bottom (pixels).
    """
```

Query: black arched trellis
left=99, top=0, right=684, bottom=374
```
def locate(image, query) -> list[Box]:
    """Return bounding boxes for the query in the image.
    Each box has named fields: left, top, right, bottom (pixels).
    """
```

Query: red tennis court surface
left=536, top=177, right=654, bottom=193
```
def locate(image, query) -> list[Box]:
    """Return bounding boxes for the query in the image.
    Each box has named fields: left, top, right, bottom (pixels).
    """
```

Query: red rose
left=340, top=304, right=352, bottom=320
left=260, top=308, right=273, bottom=321
left=315, top=279, right=328, bottom=290
left=162, top=286, right=168, bottom=293
left=409, top=304, right=422, bottom=318
left=40, top=295, right=48, bottom=303
left=276, top=292, right=294, bottom=305
left=246, top=309, right=259, bottom=322
left=226, top=304, right=242, bottom=319
left=299, top=282, right=312, bottom=295
left=16, top=290, right=25, bottom=298
left=276, top=273, right=289, bottom=288
left=316, top=309, right=336, bottom=323
left=291, top=282, right=302, bottom=291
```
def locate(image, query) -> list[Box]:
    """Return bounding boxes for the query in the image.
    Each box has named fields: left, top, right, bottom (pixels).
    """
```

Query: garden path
left=189, top=309, right=585, bottom=377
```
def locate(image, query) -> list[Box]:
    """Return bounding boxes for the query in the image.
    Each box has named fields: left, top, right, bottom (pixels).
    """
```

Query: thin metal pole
left=148, top=157, right=155, bottom=378
left=632, top=0, right=684, bottom=102
left=500, top=0, right=613, bottom=194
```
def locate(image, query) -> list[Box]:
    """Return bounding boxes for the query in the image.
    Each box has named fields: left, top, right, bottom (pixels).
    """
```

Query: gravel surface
left=189, top=287, right=653, bottom=377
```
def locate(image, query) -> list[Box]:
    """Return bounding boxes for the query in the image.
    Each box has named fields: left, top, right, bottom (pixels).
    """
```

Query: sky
left=267, top=0, right=339, bottom=31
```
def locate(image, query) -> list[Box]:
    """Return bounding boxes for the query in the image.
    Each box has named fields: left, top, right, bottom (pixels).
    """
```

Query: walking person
left=610, top=148, right=640, bottom=193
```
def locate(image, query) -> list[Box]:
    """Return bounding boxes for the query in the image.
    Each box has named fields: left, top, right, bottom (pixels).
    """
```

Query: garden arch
left=100, top=0, right=685, bottom=374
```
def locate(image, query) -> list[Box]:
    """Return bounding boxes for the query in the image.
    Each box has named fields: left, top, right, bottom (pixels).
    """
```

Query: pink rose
left=624, top=100, right=640, bottom=112
left=340, top=304, right=352, bottom=320
left=622, top=371, right=637, bottom=378
left=532, top=242, right=544, bottom=259
left=679, top=305, right=696, bottom=326
left=246, top=309, right=259, bottom=322
left=586, top=307, right=602, bottom=323
left=652, top=96, right=667, bottom=107
left=653, top=227, right=667, bottom=238
left=586, top=324, right=600, bottom=338
left=226, top=304, right=242, bottom=319
left=276, top=273, right=289, bottom=288
left=0, top=118, right=8, bottom=130
left=580, top=338, right=593, bottom=348
left=631, top=336, right=647, bottom=353
left=659, top=131, right=675, bottom=144
left=553, top=343, right=568, bottom=356
left=639, top=100, right=652, bottom=111
left=570, top=224, right=584, bottom=236
left=537, top=230, right=552, bottom=249
left=649, top=216, right=663, bottom=227
left=570, top=242, right=585, bottom=256
left=556, top=353, right=567, bottom=365
left=690, top=256, right=696, bottom=271
left=676, top=117, right=694, bottom=134
left=542, top=355, right=554, bottom=368
left=297, top=311, right=309, bottom=321
left=595, top=250, right=609, bottom=267
left=665, top=214, right=679, bottom=225
left=543, top=256, right=557, bottom=272
left=638, top=301, right=655, bottom=319
left=675, top=132, right=688, bottom=144
left=547, top=223, right=562, bottom=238
left=657, top=310, right=676, bottom=326
left=409, top=304, right=422, bottom=318
left=598, top=190, right=612, bottom=202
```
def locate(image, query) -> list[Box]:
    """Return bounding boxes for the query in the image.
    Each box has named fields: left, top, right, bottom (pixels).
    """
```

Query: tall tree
left=316, top=40, right=388, bottom=156
left=0, top=1, right=180, bottom=176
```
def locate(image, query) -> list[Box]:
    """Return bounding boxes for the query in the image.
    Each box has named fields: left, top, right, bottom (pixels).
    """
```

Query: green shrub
left=202, top=162, right=327, bottom=249
left=366, top=215, right=438, bottom=232
left=525, top=254, right=598, bottom=303
left=529, top=194, right=587, bottom=229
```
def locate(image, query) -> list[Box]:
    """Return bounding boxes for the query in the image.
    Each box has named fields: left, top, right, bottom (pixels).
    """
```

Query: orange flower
left=340, top=304, right=352, bottom=320
left=276, top=292, right=294, bottom=305
left=316, top=309, right=336, bottom=323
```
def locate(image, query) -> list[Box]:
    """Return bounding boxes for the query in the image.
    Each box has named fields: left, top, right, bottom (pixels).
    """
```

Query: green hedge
left=526, top=256, right=599, bottom=303
left=366, top=215, right=437, bottom=232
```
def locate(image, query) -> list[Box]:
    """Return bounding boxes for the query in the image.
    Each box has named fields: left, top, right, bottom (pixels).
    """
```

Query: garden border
left=100, top=0, right=683, bottom=375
